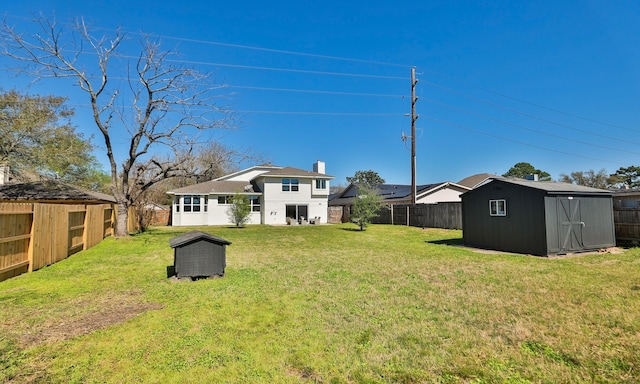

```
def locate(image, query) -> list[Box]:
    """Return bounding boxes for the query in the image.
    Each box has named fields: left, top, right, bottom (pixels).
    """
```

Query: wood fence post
left=27, top=203, right=35, bottom=272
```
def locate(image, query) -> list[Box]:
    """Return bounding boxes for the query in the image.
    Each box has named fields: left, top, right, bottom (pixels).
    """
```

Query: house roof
left=329, top=182, right=468, bottom=205
left=0, top=181, right=116, bottom=203
left=476, top=178, right=613, bottom=195
left=258, top=166, right=334, bottom=179
left=169, top=164, right=334, bottom=195
left=611, top=188, right=640, bottom=197
left=169, top=230, right=232, bottom=248
left=457, top=173, right=500, bottom=189
left=167, top=180, right=260, bottom=195
left=214, top=164, right=283, bottom=181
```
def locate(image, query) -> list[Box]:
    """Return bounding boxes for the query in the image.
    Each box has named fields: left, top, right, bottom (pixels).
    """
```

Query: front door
left=558, top=197, right=584, bottom=252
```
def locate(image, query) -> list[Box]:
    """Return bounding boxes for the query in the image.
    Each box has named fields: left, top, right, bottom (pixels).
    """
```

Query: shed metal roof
left=479, top=178, right=613, bottom=195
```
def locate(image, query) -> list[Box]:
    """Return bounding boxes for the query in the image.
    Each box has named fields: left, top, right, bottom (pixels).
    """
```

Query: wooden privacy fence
left=613, top=208, right=640, bottom=244
left=0, top=202, right=114, bottom=282
left=372, top=202, right=462, bottom=229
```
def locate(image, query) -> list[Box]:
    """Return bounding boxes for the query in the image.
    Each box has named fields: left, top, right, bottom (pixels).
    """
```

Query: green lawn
left=1, top=224, right=639, bottom=383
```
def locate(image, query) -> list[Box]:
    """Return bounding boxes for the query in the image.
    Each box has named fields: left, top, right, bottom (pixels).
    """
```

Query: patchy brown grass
left=1, top=225, right=639, bottom=383
left=2, top=291, right=162, bottom=349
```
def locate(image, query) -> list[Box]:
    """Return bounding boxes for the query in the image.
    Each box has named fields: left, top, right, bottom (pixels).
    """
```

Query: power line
left=2, top=14, right=630, bottom=134
left=424, top=115, right=624, bottom=165
left=235, top=110, right=402, bottom=117
left=425, top=81, right=638, bottom=141
left=229, top=85, right=403, bottom=98
left=425, top=97, right=640, bottom=152
left=131, top=32, right=412, bottom=69
left=423, top=69, right=637, bottom=132
left=164, top=59, right=407, bottom=80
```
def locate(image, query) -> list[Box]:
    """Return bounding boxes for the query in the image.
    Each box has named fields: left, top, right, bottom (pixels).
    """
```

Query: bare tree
left=559, top=169, right=615, bottom=189
left=0, top=15, right=232, bottom=236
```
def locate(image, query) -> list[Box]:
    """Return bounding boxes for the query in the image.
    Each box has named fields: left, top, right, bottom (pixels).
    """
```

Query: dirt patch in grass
left=5, top=292, right=163, bottom=349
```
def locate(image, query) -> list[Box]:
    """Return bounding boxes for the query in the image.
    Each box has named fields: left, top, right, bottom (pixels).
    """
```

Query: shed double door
left=555, top=196, right=613, bottom=253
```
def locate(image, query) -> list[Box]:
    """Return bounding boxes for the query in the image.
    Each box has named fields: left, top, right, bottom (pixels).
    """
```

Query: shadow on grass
left=340, top=227, right=364, bottom=232
left=426, top=238, right=464, bottom=246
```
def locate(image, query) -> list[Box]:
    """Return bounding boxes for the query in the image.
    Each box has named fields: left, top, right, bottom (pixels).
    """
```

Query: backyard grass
left=1, top=224, right=639, bottom=383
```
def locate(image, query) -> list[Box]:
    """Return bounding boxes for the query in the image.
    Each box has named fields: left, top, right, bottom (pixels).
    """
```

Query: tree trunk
left=116, top=202, right=130, bottom=237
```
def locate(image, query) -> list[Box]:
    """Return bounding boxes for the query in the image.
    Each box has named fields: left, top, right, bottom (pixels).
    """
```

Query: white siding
left=171, top=195, right=208, bottom=226
left=262, top=177, right=329, bottom=224
left=311, top=178, right=330, bottom=196
left=417, top=187, right=465, bottom=204
left=171, top=165, right=333, bottom=226
left=172, top=194, right=262, bottom=226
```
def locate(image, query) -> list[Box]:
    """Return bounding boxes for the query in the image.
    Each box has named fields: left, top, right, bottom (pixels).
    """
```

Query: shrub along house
left=168, top=161, right=333, bottom=226
left=462, top=178, right=615, bottom=256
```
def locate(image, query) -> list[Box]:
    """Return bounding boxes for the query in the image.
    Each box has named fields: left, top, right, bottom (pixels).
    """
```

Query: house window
left=183, top=195, right=203, bottom=212
left=315, top=179, right=326, bottom=189
left=282, top=178, right=299, bottom=192
left=489, top=199, right=507, bottom=216
left=218, top=195, right=233, bottom=204
left=175, top=196, right=180, bottom=212
left=249, top=196, right=261, bottom=212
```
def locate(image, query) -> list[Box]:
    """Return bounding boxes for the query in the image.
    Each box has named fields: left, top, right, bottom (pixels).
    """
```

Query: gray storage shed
left=462, top=179, right=615, bottom=256
left=169, top=231, right=231, bottom=278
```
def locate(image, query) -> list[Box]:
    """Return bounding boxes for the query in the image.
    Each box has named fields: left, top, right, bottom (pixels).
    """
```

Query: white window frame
left=315, top=179, right=327, bottom=189
left=183, top=195, right=206, bottom=212
left=249, top=196, right=261, bottom=212
left=282, top=178, right=299, bottom=192
left=217, top=195, right=233, bottom=205
left=489, top=199, right=507, bottom=216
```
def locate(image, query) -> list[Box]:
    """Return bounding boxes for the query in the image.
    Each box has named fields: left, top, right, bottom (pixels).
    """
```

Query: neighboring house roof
left=329, top=182, right=469, bottom=206
left=258, top=166, right=334, bottom=179
left=469, top=178, right=613, bottom=195
left=167, top=180, right=260, bottom=195
left=0, top=181, right=116, bottom=203
left=144, top=203, right=170, bottom=211
left=611, top=188, right=640, bottom=197
left=457, top=173, right=500, bottom=189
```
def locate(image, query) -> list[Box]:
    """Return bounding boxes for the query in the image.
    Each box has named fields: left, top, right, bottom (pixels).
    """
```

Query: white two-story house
left=168, top=161, right=333, bottom=226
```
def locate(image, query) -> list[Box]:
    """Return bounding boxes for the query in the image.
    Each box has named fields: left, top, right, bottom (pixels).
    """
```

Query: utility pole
left=410, top=67, right=419, bottom=205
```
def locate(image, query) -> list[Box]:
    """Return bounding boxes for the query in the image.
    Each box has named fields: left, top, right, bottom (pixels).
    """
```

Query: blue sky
left=2, top=1, right=640, bottom=186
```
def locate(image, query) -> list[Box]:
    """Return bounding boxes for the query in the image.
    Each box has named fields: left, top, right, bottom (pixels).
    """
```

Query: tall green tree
left=351, top=186, right=382, bottom=231
left=558, top=169, right=614, bottom=189
left=0, top=90, right=107, bottom=189
left=503, top=162, right=551, bottom=181
left=346, top=170, right=385, bottom=188
left=226, top=194, right=251, bottom=228
left=610, top=166, right=640, bottom=189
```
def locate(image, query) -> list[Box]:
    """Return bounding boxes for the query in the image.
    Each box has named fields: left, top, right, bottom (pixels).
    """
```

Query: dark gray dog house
left=462, top=179, right=615, bottom=256
left=169, top=231, right=231, bottom=278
